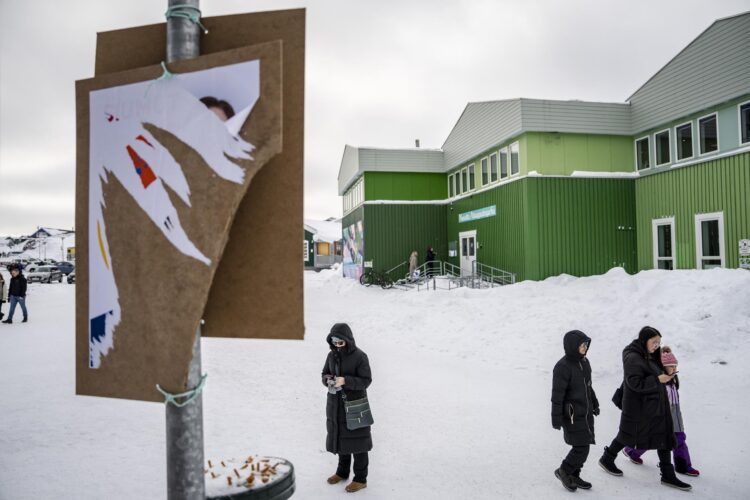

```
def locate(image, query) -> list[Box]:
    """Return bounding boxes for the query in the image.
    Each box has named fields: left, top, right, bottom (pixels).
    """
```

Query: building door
left=459, top=230, right=477, bottom=276
left=695, top=212, right=725, bottom=269
left=652, top=217, right=676, bottom=269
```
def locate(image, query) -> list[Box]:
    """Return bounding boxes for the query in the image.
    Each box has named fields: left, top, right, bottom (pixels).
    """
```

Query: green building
left=338, top=12, right=750, bottom=282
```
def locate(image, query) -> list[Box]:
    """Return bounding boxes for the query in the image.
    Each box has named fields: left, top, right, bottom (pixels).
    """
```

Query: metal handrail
left=416, top=260, right=442, bottom=279
left=443, top=261, right=461, bottom=277
left=385, top=261, right=408, bottom=277
left=472, top=260, right=516, bottom=287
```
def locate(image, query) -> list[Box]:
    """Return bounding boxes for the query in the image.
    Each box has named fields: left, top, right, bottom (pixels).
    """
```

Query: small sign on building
left=740, top=239, right=750, bottom=270
left=459, top=205, right=496, bottom=223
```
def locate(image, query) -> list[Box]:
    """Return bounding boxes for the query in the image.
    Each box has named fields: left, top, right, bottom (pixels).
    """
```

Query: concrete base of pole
left=166, top=327, right=205, bottom=500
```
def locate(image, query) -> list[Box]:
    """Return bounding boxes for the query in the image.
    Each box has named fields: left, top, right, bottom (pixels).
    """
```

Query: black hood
left=327, top=323, right=357, bottom=353
left=563, top=330, right=591, bottom=359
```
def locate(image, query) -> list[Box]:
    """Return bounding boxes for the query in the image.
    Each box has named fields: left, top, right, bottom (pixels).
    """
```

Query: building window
left=448, top=174, right=454, bottom=198
left=481, top=157, right=488, bottom=185
left=510, top=142, right=520, bottom=175
left=740, top=101, right=750, bottom=145
left=654, top=129, right=670, bottom=166
left=303, top=240, right=309, bottom=262
left=461, top=168, right=468, bottom=194
left=698, top=113, right=718, bottom=155
left=499, top=147, right=508, bottom=179
left=694, top=212, right=725, bottom=269
left=652, top=217, right=675, bottom=270
left=635, top=136, right=650, bottom=170
left=675, top=122, right=693, bottom=161
left=468, top=164, right=476, bottom=190
left=489, top=153, right=497, bottom=183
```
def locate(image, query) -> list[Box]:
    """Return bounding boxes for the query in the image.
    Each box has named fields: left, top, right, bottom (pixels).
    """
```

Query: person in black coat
left=321, top=323, right=372, bottom=493
left=598, top=326, right=691, bottom=491
left=2, top=265, right=28, bottom=324
left=425, top=247, right=436, bottom=275
left=551, top=330, right=599, bottom=491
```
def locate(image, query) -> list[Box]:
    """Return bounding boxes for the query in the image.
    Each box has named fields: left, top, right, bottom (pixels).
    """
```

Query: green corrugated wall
left=635, top=152, right=750, bottom=270
left=446, top=179, right=528, bottom=279
left=363, top=204, right=447, bottom=274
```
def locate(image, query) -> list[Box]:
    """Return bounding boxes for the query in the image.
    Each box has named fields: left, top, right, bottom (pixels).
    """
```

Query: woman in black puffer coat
left=321, top=323, right=372, bottom=493
left=551, top=330, right=600, bottom=491
left=598, top=326, right=691, bottom=492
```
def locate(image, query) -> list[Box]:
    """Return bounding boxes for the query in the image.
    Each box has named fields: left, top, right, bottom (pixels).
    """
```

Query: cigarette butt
left=221, top=461, right=227, bottom=467
left=262, top=476, right=269, bottom=484
left=234, top=468, right=240, bottom=478
left=240, top=464, right=249, bottom=470
left=210, top=472, right=218, bottom=479
left=261, top=459, right=270, bottom=462
left=247, top=456, right=254, bottom=463
left=208, top=460, right=213, bottom=468
left=227, top=476, right=232, bottom=486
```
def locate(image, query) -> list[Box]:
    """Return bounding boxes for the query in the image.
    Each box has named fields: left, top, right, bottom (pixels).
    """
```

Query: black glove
left=593, top=407, right=600, bottom=416
left=552, top=416, right=562, bottom=430
left=553, top=424, right=561, bottom=430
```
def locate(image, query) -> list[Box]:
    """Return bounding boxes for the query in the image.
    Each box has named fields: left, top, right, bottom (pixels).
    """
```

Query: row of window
left=636, top=101, right=750, bottom=171
left=448, top=142, right=520, bottom=198
left=343, top=177, right=365, bottom=214
left=652, top=212, right=726, bottom=270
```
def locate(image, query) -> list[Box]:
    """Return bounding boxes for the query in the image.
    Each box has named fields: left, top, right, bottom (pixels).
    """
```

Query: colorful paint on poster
left=343, top=220, right=364, bottom=280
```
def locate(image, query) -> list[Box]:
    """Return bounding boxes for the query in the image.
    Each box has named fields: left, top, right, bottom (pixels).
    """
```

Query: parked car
left=67, top=270, right=76, bottom=284
left=27, top=266, right=63, bottom=283
left=54, top=261, right=75, bottom=275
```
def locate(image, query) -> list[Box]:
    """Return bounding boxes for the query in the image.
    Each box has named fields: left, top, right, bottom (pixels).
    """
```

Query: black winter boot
left=554, top=467, right=578, bottom=492
left=571, top=469, right=592, bottom=490
left=660, top=462, right=692, bottom=491
left=598, top=447, right=623, bottom=476
left=22, top=317, right=27, bottom=323
left=1, top=319, right=11, bottom=324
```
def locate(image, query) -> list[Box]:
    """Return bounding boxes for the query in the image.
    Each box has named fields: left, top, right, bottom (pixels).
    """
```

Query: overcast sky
left=0, top=0, right=747, bottom=236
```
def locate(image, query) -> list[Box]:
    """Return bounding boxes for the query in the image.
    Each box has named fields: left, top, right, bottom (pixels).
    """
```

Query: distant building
left=304, top=219, right=343, bottom=270
left=338, top=12, right=750, bottom=281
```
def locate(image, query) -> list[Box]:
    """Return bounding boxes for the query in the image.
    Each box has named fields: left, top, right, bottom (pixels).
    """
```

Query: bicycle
left=359, top=269, right=394, bottom=289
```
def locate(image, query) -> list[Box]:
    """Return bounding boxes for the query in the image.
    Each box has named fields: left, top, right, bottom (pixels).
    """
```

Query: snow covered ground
left=1, top=267, right=749, bottom=499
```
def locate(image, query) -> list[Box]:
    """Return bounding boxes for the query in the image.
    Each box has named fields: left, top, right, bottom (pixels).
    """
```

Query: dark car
left=67, top=270, right=76, bottom=284
left=55, top=261, right=75, bottom=275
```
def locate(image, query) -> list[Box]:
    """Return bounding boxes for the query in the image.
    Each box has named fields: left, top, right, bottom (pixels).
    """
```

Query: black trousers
left=336, top=452, right=369, bottom=483
left=608, top=438, right=671, bottom=465
left=562, top=445, right=590, bottom=473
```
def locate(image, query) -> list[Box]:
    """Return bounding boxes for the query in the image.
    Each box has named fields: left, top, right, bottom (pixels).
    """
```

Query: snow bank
left=1, top=268, right=748, bottom=499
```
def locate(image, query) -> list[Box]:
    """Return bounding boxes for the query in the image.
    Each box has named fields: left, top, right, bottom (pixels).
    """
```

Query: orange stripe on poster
left=97, top=220, right=110, bottom=270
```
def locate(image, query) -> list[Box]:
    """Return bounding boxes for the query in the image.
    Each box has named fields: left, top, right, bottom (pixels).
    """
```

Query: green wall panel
left=445, top=179, right=529, bottom=280
left=635, top=152, right=750, bottom=270
left=363, top=204, right=447, bottom=275
left=528, top=178, right=637, bottom=280
left=364, top=172, right=447, bottom=201
left=522, top=132, right=634, bottom=175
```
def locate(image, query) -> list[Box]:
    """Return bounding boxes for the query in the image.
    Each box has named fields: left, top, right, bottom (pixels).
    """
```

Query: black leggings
left=336, top=452, right=369, bottom=483
left=609, top=438, right=671, bottom=465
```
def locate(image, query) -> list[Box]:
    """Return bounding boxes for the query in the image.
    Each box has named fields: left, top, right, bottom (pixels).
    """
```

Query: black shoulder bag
left=341, top=392, right=374, bottom=430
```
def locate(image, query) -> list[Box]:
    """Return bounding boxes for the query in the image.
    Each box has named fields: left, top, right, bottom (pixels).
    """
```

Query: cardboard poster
left=93, top=10, right=306, bottom=341
left=76, top=42, right=282, bottom=401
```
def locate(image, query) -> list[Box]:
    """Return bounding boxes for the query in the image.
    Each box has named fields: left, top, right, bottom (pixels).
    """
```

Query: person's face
left=332, top=339, right=346, bottom=348
left=578, top=342, right=589, bottom=355
left=208, top=106, right=229, bottom=122
left=665, top=365, right=677, bottom=375
left=646, top=335, right=661, bottom=353
left=11, top=269, right=19, bottom=277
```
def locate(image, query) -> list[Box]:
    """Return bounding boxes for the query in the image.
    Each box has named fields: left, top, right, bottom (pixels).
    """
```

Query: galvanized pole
left=165, top=1, right=205, bottom=499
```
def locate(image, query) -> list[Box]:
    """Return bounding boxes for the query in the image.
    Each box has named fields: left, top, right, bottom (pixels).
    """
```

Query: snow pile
left=304, top=218, right=342, bottom=243
left=0, top=268, right=748, bottom=499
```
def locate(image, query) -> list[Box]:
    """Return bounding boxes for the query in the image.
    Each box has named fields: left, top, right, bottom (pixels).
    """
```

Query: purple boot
left=673, top=432, right=699, bottom=476
left=623, top=447, right=645, bottom=465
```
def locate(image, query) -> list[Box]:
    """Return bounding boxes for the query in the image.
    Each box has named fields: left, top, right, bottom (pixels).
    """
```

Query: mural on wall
left=343, top=220, right=364, bottom=279
left=88, top=60, right=260, bottom=369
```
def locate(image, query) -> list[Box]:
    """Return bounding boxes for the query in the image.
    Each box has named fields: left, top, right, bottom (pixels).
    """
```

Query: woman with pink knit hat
left=622, top=346, right=700, bottom=477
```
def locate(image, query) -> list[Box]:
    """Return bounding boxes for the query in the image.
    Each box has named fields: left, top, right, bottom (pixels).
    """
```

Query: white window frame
left=634, top=135, right=650, bottom=171
left=461, top=167, right=468, bottom=193
left=509, top=141, right=520, bottom=176
left=489, top=153, right=498, bottom=184
left=653, top=128, right=671, bottom=166
left=651, top=217, right=676, bottom=270
left=468, top=163, right=476, bottom=190
left=697, top=112, right=719, bottom=156
left=739, top=100, right=750, bottom=146
left=499, top=147, right=509, bottom=179
left=480, top=157, right=488, bottom=186
left=674, top=120, right=694, bottom=162
left=694, top=211, right=725, bottom=269
left=456, top=171, right=462, bottom=194
left=303, top=240, right=310, bottom=262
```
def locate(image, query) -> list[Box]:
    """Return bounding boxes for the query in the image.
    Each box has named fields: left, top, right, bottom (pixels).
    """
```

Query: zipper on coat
left=580, top=361, right=593, bottom=439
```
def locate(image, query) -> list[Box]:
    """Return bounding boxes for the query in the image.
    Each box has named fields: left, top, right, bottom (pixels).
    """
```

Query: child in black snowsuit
left=551, top=330, right=600, bottom=491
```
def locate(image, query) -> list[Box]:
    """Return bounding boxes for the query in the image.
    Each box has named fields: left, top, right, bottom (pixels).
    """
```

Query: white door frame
left=651, top=217, right=676, bottom=269
left=694, top=212, right=725, bottom=269
left=459, top=230, right=477, bottom=277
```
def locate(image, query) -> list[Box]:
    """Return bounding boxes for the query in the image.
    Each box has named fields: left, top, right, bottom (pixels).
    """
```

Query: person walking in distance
left=2, top=265, right=28, bottom=324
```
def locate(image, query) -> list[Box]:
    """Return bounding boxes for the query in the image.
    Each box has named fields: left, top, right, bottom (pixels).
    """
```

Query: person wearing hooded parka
left=321, top=323, right=372, bottom=493
left=551, top=330, right=600, bottom=491
left=598, top=326, right=692, bottom=492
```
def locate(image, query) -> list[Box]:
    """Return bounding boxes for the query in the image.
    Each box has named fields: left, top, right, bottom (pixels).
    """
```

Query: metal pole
left=165, top=2, right=205, bottom=499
